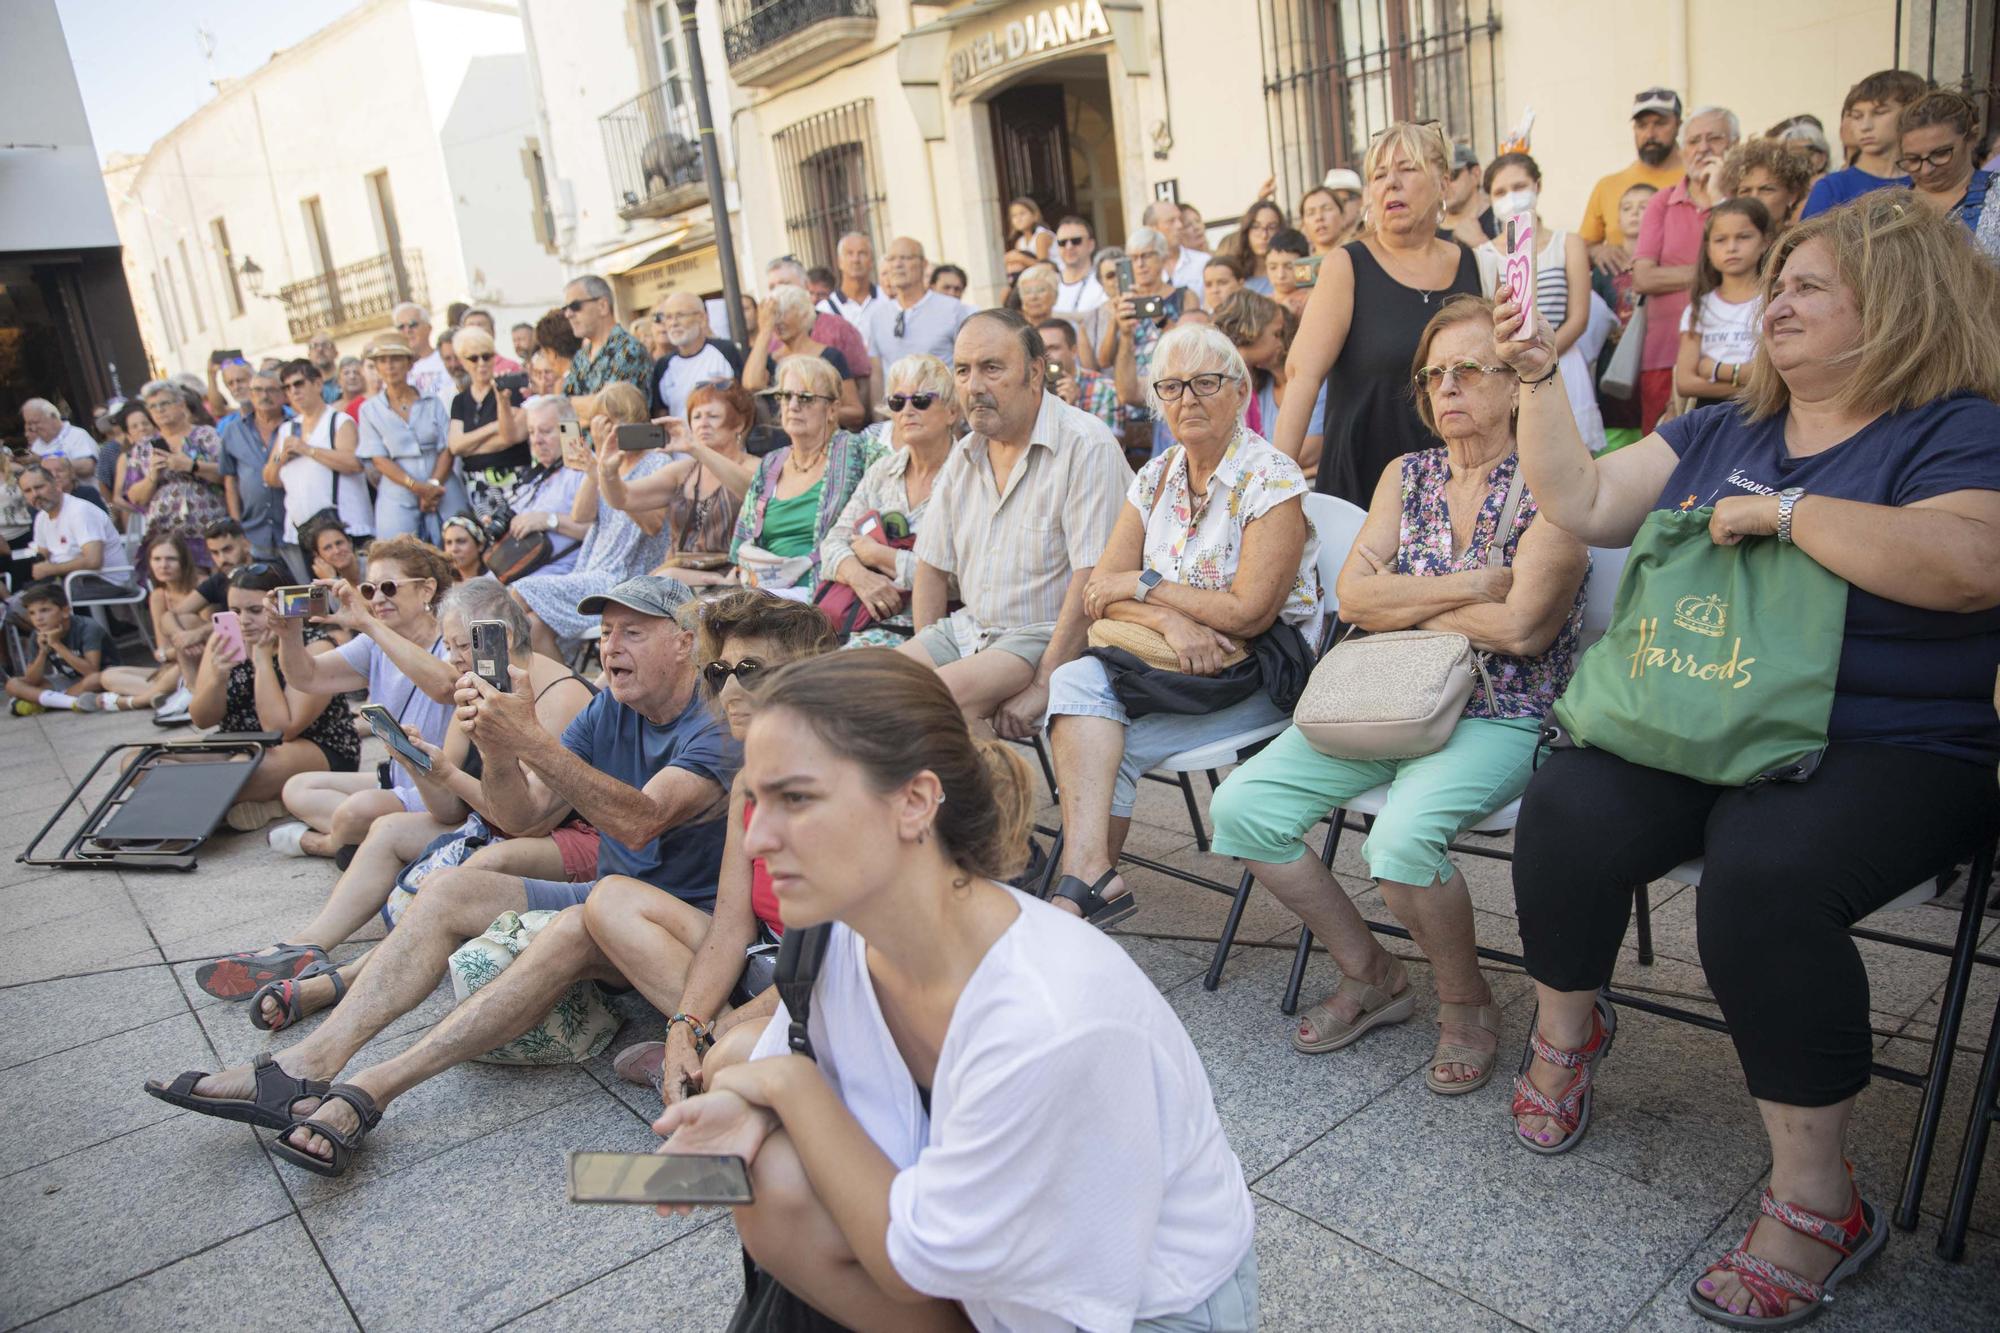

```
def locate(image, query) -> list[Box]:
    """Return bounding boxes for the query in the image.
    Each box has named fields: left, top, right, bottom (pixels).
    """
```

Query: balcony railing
left=278, top=250, right=426, bottom=342
left=601, top=78, right=708, bottom=221
left=722, top=0, right=877, bottom=86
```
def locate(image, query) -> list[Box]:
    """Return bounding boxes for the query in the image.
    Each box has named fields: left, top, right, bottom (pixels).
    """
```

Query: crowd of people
left=0, top=63, right=1994, bottom=1332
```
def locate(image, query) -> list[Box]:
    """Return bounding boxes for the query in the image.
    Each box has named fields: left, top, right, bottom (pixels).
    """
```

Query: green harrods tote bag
left=1551, top=506, right=1849, bottom=786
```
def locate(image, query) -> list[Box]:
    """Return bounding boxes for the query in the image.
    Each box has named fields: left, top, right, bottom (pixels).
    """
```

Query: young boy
left=1265, top=228, right=1314, bottom=317
left=1802, top=69, right=1930, bottom=217
left=6, top=581, right=120, bottom=715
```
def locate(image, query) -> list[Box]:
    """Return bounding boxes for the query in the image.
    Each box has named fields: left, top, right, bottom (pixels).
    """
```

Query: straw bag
left=1086, top=616, right=1248, bottom=673
left=1292, top=466, right=1521, bottom=760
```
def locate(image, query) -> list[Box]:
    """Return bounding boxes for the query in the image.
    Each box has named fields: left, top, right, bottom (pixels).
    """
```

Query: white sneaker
left=153, top=685, right=192, bottom=727
left=267, top=821, right=309, bottom=857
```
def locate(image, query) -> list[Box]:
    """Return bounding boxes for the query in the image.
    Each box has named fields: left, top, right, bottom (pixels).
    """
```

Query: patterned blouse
left=140, top=425, right=229, bottom=542
left=1395, top=449, right=1586, bottom=720
left=732, top=430, right=886, bottom=582
left=1130, top=427, right=1325, bottom=648
left=561, top=325, right=652, bottom=396
left=818, top=443, right=937, bottom=591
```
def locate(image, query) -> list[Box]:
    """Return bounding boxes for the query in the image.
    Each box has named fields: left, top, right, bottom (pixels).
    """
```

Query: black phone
left=494, top=372, right=530, bottom=392
left=209, top=348, right=245, bottom=366
left=615, top=422, right=665, bottom=452
left=358, top=703, right=433, bottom=774
left=1132, top=293, right=1168, bottom=322
left=566, top=1151, right=754, bottom=1206
left=1114, top=258, right=1134, bottom=293
left=470, top=619, right=511, bottom=692
left=274, top=584, right=332, bottom=619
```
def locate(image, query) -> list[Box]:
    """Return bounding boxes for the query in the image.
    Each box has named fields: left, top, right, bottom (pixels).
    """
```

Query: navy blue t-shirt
left=1800, top=166, right=1910, bottom=220
left=558, top=686, right=741, bottom=904
left=1657, top=396, right=2000, bottom=764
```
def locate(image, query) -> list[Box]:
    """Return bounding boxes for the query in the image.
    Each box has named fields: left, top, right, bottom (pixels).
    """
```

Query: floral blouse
left=818, top=445, right=935, bottom=591
left=141, top=425, right=229, bottom=540
left=1396, top=449, right=1586, bottom=720
left=732, top=430, right=886, bottom=582
left=1130, top=427, right=1324, bottom=647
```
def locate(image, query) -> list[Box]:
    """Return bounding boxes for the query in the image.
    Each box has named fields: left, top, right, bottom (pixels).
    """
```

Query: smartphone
left=210, top=610, right=245, bottom=661
left=358, top=703, right=433, bottom=774
left=614, top=422, right=665, bottom=452
left=566, top=1151, right=754, bottom=1206
left=1132, top=293, right=1167, bottom=322
left=494, top=372, right=530, bottom=393
left=1293, top=255, right=1323, bottom=288
left=558, top=419, right=589, bottom=471
left=1502, top=214, right=1537, bottom=315
left=470, top=619, right=511, bottom=692
left=133, top=439, right=155, bottom=472
left=274, top=584, right=331, bottom=619
left=1114, top=257, right=1135, bottom=294
left=209, top=348, right=245, bottom=366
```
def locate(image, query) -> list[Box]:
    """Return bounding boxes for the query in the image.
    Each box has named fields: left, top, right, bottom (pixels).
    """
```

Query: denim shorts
left=521, top=876, right=598, bottom=912
left=1134, top=1246, right=1258, bottom=1333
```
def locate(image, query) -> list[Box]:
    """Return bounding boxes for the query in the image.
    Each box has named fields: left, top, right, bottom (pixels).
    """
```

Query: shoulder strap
left=1483, top=461, right=1527, bottom=570
left=775, top=923, right=834, bottom=1060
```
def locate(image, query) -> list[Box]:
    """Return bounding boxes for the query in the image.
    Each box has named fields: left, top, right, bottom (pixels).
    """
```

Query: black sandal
left=145, top=1051, right=330, bottom=1131
left=249, top=960, right=349, bottom=1033
left=1048, top=869, right=1140, bottom=929
left=194, top=942, right=329, bottom=1001
left=270, top=1083, right=381, bottom=1178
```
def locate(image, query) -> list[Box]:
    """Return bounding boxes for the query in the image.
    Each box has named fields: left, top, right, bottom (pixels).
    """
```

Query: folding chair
left=18, top=732, right=277, bottom=871
left=65, top=563, right=153, bottom=656
left=1943, top=947, right=2000, bottom=1260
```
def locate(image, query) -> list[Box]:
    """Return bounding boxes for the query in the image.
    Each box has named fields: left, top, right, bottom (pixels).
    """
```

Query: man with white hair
left=1142, top=200, right=1211, bottom=304
left=394, top=303, right=455, bottom=404
left=820, top=231, right=881, bottom=326
left=1632, top=104, right=1741, bottom=432
left=647, top=291, right=744, bottom=421
left=764, top=255, right=869, bottom=386
left=21, top=400, right=99, bottom=462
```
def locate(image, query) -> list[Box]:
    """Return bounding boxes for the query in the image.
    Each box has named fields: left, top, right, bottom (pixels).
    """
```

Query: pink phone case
left=1503, top=215, right=1537, bottom=314
left=211, top=610, right=245, bottom=661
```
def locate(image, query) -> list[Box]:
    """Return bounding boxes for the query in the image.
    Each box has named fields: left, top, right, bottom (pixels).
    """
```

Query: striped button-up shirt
left=917, top=392, right=1131, bottom=631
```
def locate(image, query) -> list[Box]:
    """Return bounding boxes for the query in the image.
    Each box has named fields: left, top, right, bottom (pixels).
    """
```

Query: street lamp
left=239, top=256, right=264, bottom=297
left=676, top=0, right=746, bottom=345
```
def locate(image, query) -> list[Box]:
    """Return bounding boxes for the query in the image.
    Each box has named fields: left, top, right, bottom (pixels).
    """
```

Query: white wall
left=1, top=0, right=120, bottom=251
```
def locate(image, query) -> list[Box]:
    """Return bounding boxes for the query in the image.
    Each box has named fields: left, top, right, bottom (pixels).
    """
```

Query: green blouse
left=757, top=480, right=825, bottom=558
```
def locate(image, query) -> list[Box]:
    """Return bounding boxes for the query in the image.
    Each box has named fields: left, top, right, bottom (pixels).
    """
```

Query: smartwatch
left=1133, top=569, right=1164, bottom=602
left=547, top=512, right=559, bottom=532
left=1775, top=487, right=1804, bottom=544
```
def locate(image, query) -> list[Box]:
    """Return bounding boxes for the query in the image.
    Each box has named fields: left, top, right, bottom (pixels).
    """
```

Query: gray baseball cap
left=576, top=574, right=695, bottom=620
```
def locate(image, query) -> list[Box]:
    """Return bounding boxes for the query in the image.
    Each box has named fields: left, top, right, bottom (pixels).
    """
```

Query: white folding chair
left=64, top=563, right=153, bottom=656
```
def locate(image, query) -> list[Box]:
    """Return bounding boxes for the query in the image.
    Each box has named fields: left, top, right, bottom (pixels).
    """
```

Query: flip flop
left=249, top=959, right=349, bottom=1032
left=1047, top=869, right=1139, bottom=929
left=194, top=942, right=329, bottom=1001
left=145, top=1052, right=330, bottom=1130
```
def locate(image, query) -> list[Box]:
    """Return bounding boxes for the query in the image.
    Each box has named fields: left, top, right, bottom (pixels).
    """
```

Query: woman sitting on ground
left=261, top=536, right=461, bottom=864
left=589, top=589, right=838, bottom=1100
left=1500, top=193, right=2000, bottom=1326
left=225, top=581, right=599, bottom=1028
left=1208, top=294, right=1587, bottom=1093
left=441, top=515, right=490, bottom=584
left=741, top=285, right=864, bottom=431
left=653, top=650, right=1258, bottom=1333
left=817, top=353, right=956, bottom=647
left=1046, top=325, right=1322, bottom=927
left=510, top=381, right=674, bottom=656
left=607, top=383, right=757, bottom=576
left=190, top=563, right=360, bottom=833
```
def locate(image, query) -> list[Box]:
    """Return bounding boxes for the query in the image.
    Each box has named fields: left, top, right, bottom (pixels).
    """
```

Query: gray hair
left=392, top=302, right=431, bottom=324
left=1685, top=105, right=1741, bottom=142
left=769, top=283, right=815, bottom=324
left=885, top=353, right=953, bottom=402
left=437, top=578, right=530, bottom=651
left=1146, top=324, right=1251, bottom=415
left=20, top=398, right=57, bottom=420
left=1127, top=227, right=1169, bottom=258
left=568, top=274, right=613, bottom=304
left=1016, top=266, right=1059, bottom=300
left=337, top=355, right=363, bottom=372
left=1092, top=245, right=1126, bottom=274
left=138, top=379, right=180, bottom=401
left=523, top=393, right=577, bottom=423
left=764, top=256, right=808, bottom=285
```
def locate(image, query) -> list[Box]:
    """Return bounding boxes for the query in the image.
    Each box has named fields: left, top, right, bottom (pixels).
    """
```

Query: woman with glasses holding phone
left=1897, top=91, right=2000, bottom=260
left=817, top=354, right=956, bottom=645
left=740, top=285, right=864, bottom=431
left=447, top=325, right=534, bottom=517
left=269, top=360, right=373, bottom=559
left=604, top=382, right=758, bottom=582
left=356, top=335, right=470, bottom=542
left=127, top=378, right=230, bottom=565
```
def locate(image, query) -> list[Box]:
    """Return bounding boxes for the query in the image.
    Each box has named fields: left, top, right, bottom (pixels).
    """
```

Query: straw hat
left=362, top=333, right=414, bottom=361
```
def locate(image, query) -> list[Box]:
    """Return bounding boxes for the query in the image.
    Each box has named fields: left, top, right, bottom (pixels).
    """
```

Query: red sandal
left=1687, top=1171, right=1886, bottom=1328
left=1509, top=994, right=1615, bottom=1155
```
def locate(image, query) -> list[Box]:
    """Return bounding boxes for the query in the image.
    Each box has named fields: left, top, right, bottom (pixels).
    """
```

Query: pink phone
left=210, top=610, right=245, bottom=661
left=1502, top=214, right=1536, bottom=315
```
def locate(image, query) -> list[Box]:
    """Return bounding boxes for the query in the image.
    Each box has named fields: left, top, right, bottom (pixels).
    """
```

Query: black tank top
left=1314, top=239, right=1483, bottom=506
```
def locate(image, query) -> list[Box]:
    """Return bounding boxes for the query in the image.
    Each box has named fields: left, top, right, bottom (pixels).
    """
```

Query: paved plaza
left=2, top=705, right=1996, bottom=1331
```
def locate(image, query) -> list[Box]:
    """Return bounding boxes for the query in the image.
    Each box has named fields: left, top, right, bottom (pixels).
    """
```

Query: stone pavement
left=2, top=703, right=1996, bottom=1331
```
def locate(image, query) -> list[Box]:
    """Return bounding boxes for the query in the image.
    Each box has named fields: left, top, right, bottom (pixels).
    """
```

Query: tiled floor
left=2, top=705, right=1996, bottom=1331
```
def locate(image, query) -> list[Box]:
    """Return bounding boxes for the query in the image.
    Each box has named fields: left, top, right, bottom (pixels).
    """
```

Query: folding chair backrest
left=1579, top=544, right=1630, bottom=649
left=1301, top=492, right=1368, bottom=618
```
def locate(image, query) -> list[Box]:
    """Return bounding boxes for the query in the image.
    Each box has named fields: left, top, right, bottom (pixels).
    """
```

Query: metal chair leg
left=1205, top=865, right=1257, bottom=992
left=1940, top=974, right=2000, bottom=1261
left=1176, top=771, right=1208, bottom=852
left=1038, top=829, right=1065, bottom=900
left=1283, top=928, right=1312, bottom=1015
left=1030, top=735, right=1059, bottom=803
left=1634, top=882, right=1655, bottom=966
left=1897, top=842, right=1995, bottom=1230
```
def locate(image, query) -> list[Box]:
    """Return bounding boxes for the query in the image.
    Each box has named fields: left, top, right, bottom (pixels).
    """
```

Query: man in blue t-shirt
left=145, top=576, right=742, bottom=1171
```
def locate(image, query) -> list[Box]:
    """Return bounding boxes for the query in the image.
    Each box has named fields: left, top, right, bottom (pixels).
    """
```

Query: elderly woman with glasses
left=356, top=335, right=469, bottom=542
left=1898, top=90, right=2000, bottom=259
left=269, top=360, right=372, bottom=559
left=816, top=354, right=956, bottom=646
left=126, top=378, right=230, bottom=565
left=1044, top=324, right=1324, bottom=927
left=1209, top=295, right=1586, bottom=1093
left=741, top=285, right=864, bottom=431
left=447, top=325, right=533, bottom=517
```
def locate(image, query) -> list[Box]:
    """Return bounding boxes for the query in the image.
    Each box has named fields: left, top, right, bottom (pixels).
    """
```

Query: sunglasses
left=1056, top=235, right=1090, bottom=247
left=702, top=657, right=770, bottom=690
left=464, top=352, right=494, bottom=363
left=885, top=392, right=939, bottom=412
left=771, top=391, right=830, bottom=407
left=282, top=378, right=313, bottom=391
left=227, top=562, right=278, bottom=585
left=894, top=310, right=907, bottom=338
left=563, top=297, right=600, bottom=314
left=1413, top=359, right=1511, bottom=390
left=359, top=578, right=429, bottom=601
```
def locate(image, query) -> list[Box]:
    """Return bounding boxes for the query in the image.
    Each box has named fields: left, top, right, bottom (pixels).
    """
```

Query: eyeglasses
left=358, top=578, right=430, bottom=601
left=702, top=657, right=770, bottom=690
left=1247, top=221, right=1280, bottom=236
left=771, top=391, right=830, bottom=407
left=1055, top=235, right=1090, bottom=247
left=464, top=352, right=494, bottom=363
left=1895, top=144, right=1960, bottom=173
left=1413, top=359, right=1513, bottom=390
left=1152, top=373, right=1237, bottom=401
left=396, top=320, right=423, bottom=332
left=885, top=392, right=940, bottom=411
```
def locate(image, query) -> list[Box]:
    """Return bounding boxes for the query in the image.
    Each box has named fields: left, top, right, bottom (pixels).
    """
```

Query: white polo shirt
left=32, top=494, right=125, bottom=570
left=31, top=422, right=101, bottom=462
left=1055, top=272, right=1107, bottom=314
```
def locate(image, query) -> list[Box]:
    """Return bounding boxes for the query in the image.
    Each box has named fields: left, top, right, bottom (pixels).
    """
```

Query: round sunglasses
left=359, top=577, right=432, bottom=601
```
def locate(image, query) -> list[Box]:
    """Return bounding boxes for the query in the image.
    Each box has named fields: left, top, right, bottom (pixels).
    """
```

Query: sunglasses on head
left=359, top=578, right=428, bottom=601
left=885, top=392, right=939, bottom=412
left=702, top=657, right=770, bottom=690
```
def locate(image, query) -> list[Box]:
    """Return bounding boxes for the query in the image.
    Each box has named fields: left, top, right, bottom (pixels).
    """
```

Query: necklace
left=1376, top=239, right=1451, bottom=304
left=786, top=440, right=828, bottom=474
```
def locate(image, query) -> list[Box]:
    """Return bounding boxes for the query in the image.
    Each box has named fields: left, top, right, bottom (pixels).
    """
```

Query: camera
left=1292, top=256, right=1323, bottom=288
left=1132, top=293, right=1167, bottom=322
left=469, top=491, right=516, bottom=546
left=495, top=372, right=530, bottom=394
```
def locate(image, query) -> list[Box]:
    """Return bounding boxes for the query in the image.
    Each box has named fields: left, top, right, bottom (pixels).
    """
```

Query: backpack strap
left=774, top=923, right=833, bottom=1061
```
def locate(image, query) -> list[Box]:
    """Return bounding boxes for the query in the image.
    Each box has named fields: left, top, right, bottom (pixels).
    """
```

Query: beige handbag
left=1292, top=465, right=1523, bottom=761
left=1087, top=616, right=1248, bottom=673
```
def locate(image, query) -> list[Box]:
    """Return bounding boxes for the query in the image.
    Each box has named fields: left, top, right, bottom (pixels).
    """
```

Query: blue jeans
left=1045, top=655, right=1288, bottom=818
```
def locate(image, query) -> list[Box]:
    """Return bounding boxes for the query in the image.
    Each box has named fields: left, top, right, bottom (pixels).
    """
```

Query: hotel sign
left=948, top=0, right=1114, bottom=96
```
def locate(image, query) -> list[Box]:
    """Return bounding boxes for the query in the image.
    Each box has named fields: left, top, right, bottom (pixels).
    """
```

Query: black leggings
left=1513, top=743, right=2000, bottom=1107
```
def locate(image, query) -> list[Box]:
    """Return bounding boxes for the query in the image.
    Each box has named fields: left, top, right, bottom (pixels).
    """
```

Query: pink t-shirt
left=1634, top=180, right=1709, bottom=372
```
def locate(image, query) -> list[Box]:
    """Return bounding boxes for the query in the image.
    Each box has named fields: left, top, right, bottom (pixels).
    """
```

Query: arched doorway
left=986, top=56, right=1125, bottom=248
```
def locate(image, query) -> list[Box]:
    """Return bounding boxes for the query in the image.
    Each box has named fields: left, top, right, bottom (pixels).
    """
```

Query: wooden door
left=990, top=83, right=1074, bottom=231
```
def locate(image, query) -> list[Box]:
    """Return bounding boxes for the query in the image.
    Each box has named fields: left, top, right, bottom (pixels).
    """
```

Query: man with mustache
left=1578, top=87, right=1688, bottom=277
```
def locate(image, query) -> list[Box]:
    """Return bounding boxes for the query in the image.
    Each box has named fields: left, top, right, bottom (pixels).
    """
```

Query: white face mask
left=1493, top=187, right=1538, bottom=220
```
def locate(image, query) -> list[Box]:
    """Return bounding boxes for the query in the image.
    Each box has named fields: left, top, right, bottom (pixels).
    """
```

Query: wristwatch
left=546, top=512, right=558, bottom=532
left=1775, top=487, right=1805, bottom=544
left=1133, top=569, right=1164, bottom=602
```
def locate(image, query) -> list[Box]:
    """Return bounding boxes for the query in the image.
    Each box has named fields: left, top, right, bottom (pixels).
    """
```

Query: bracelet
left=1729, top=363, right=1741, bottom=385
left=1707, top=361, right=1720, bottom=384
left=1520, top=363, right=1559, bottom=387
left=668, top=1012, right=714, bottom=1054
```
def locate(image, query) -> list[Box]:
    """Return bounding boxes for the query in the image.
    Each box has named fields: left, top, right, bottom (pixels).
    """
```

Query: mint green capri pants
left=1208, top=716, right=1543, bottom=887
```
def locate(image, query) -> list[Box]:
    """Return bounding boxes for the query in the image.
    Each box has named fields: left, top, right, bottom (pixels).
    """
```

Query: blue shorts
left=522, top=876, right=598, bottom=911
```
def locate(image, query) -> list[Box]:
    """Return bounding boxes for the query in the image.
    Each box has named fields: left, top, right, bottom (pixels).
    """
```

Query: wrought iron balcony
left=601, top=78, right=708, bottom=221
left=277, top=249, right=426, bottom=341
left=722, top=0, right=877, bottom=87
